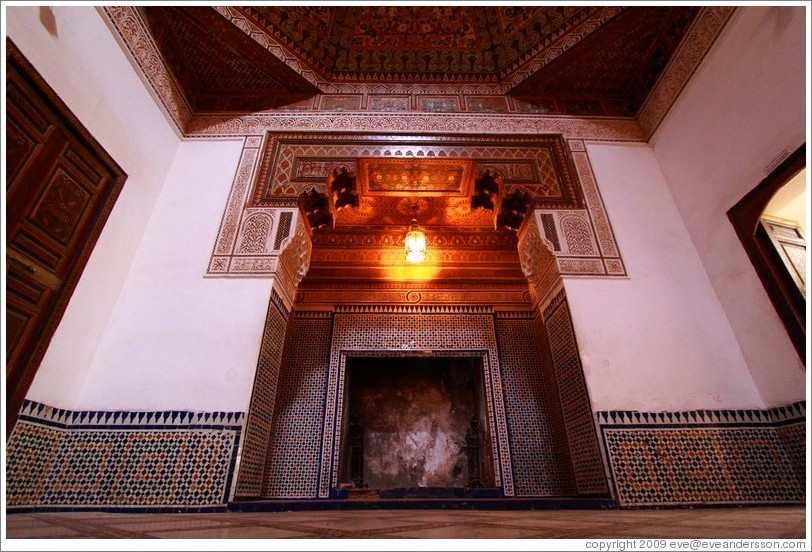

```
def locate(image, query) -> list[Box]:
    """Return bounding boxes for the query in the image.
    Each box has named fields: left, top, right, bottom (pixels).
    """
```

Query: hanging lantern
left=404, top=218, right=427, bottom=264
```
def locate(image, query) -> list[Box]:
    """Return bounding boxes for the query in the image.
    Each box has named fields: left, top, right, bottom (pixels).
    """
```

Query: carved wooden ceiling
left=139, top=6, right=699, bottom=114
left=298, top=155, right=533, bottom=288
left=139, top=7, right=319, bottom=112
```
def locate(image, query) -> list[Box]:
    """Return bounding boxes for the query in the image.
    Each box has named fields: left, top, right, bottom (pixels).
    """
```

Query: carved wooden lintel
left=327, top=166, right=359, bottom=211
left=470, top=168, right=502, bottom=213
left=497, top=187, right=533, bottom=232
left=297, top=188, right=333, bottom=237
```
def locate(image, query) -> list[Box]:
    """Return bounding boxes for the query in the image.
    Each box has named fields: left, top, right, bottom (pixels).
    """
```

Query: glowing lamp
left=404, top=218, right=427, bottom=264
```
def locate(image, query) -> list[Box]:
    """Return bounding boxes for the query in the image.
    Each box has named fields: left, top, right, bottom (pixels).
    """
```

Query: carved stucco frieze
left=518, top=214, right=562, bottom=310
left=637, top=6, right=736, bottom=139
left=101, top=6, right=192, bottom=133
left=207, top=135, right=627, bottom=280
left=184, top=114, right=645, bottom=141
left=272, top=216, right=312, bottom=311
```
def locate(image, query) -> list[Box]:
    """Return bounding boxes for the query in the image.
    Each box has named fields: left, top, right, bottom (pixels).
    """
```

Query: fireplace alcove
left=338, top=355, right=496, bottom=496
left=231, top=178, right=613, bottom=508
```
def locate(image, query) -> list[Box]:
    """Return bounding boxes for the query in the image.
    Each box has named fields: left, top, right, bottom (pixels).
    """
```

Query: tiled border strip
left=597, top=401, right=806, bottom=507
left=6, top=399, right=244, bottom=512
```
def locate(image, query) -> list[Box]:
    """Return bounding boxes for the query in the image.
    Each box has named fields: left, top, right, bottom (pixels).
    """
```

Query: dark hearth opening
left=339, top=355, right=495, bottom=492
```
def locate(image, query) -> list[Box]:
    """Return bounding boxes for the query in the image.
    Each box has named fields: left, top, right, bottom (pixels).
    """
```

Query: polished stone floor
left=3, top=506, right=807, bottom=546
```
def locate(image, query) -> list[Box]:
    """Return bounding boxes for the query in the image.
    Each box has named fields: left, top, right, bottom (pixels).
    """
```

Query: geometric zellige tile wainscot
left=597, top=401, right=806, bottom=508
left=6, top=400, right=243, bottom=511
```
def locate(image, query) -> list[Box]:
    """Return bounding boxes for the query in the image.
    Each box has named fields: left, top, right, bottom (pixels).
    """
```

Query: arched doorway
left=727, top=145, right=807, bottom=362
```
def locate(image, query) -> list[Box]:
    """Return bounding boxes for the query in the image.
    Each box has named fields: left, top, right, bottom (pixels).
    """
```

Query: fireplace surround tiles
left=238, top=289, right=608, bottom=502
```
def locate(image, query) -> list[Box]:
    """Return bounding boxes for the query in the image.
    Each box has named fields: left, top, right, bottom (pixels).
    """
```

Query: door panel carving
left=5, top=39, right=128, bottom=434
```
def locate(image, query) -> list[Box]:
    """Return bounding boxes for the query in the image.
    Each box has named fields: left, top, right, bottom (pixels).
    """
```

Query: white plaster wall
left=75, top=140, right=273, bottom=413
left=649, top=6, right=807, bottom=408
left=566, top=143, right=764, bottom=412
left=6, top=7, right=181, bottom=409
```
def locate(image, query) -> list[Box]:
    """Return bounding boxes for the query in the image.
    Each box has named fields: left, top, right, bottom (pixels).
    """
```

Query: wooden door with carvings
left=5, top=40, right=127, bottom=435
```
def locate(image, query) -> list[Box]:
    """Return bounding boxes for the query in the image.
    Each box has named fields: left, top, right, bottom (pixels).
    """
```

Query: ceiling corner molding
left=502, top=6, right=624, bottom=92
left=636, top=6, right=738, bottom=140
left=100, top=6, right=192, bottom=136
left=212, top=5, right=327, bottom=92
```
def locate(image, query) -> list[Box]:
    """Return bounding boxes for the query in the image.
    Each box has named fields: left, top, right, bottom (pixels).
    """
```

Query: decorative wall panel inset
left=234, top=290, right=289, bottom=497
left=262, top=313, right=333, bottom=498
left=6, top=400, right=243, bottom=510
left=543, top=290, right=609, bottom=496
left=494, top=314, right=563, bottom=496
left=208, top=132, right=626, bottom=278
left=251, top=134, right=581, bottom=208
left=207, top=135, right=298, bottom=277
left=236, top=211, right=274, bottom=254
left=273, top=211, right=294, bottom=250
left=564, top=141, right=626, bottom=277
left=597, top=402, right=806, bottom=507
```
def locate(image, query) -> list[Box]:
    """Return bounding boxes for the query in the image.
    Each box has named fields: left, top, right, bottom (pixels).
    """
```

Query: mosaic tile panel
left=234, top=290, right=289, bottom=497
left=262, top=315, right=333, bottom=498
left=601, top=427, right=803, bottom=506
left=324, top=312, right=515, bottom=498
left=544, top=290, right=609, bottom=496
left=494, top=316, right=563, bottom=496
left=534, top=313, right=577, bottom=494
left=6, top=400, right=243, bottom=509
left=596, top=401, right=806, bottom=507
left=5, top=422, right=63, bottom=507
left=775, top=423, right=806, bottom=490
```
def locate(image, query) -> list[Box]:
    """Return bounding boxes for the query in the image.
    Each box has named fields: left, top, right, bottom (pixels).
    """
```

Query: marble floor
left=3, top=506, right=807, bottom=547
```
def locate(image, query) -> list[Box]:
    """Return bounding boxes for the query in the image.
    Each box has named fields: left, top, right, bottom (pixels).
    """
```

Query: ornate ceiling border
left=98, top=6, right=637, bottom=142
left=184, top=113, right=644, bottom=141
left=500, top=6, right=623, bottom=90
left=100, top=6, right=192, bottom=134
left=212, top=5, right=326, bottom=90
left=100, top=6, right=734, bottom=143
left=215, top=5, right=620, bottom=92
left=637, top=6, right=736, bottom=139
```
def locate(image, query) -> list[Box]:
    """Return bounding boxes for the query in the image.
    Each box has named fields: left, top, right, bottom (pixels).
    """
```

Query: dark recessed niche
left=339, top=356, right=494, bottom=490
